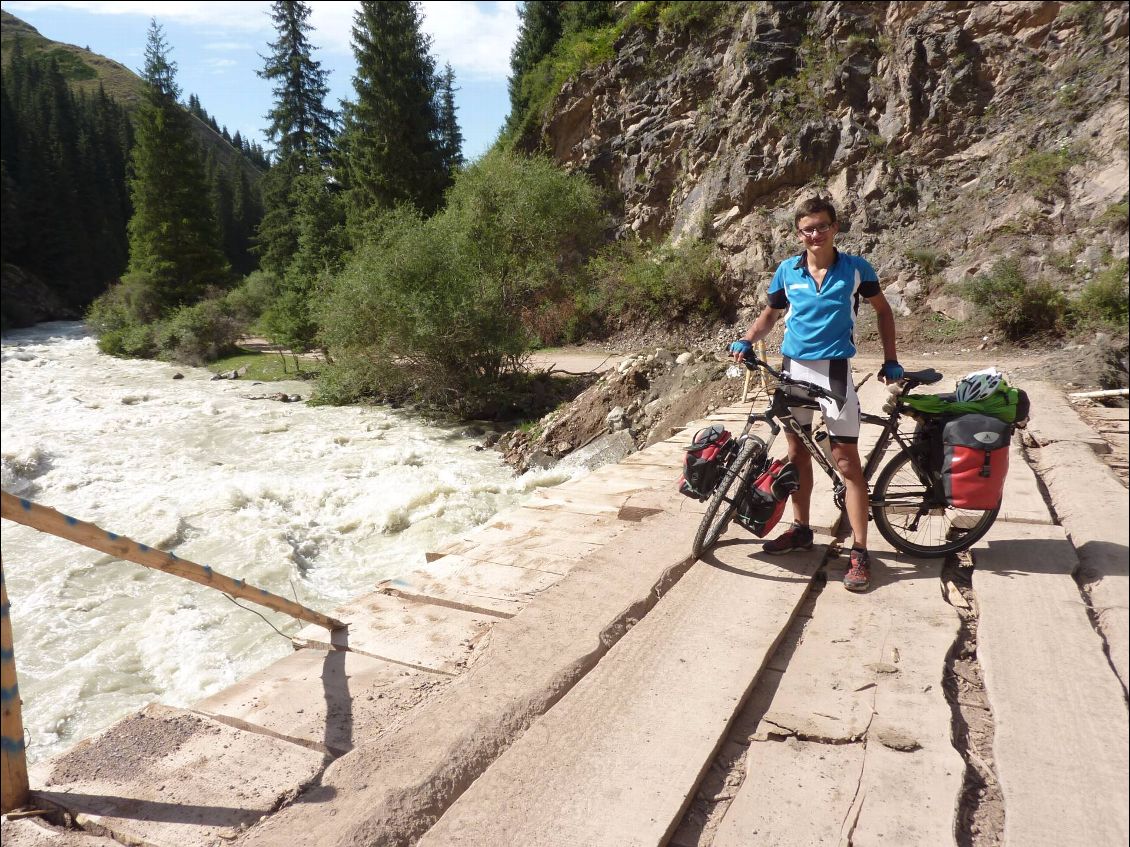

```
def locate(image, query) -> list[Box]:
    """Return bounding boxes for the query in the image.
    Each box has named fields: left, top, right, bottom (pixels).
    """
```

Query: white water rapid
left=1, top=322, right=573, bottom=763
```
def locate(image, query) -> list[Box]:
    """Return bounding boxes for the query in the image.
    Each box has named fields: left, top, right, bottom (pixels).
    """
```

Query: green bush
left=658, top=0, right=732, bottom=30
left=588, top=237, right=725, bottom=320
left=904, top=249, right=950, bottom=276
left=86, top=272, right=165, bottom=357
left=224, top=270, right=282, bottom=325
left=962, top=258, right=1067, bottom=340
left=1096, top=199, right=1129, bottom=233
left=1072, top=260, right=1129, bottom=329
left=152, top=299, right=243, bottom=365
left=316, top=152, right=604, bottom=416
left=1009, top=146, right=1086, bottom=196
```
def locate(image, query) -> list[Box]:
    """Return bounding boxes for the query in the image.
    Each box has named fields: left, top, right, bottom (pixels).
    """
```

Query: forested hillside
left=0, top=10, right=265, bottom=327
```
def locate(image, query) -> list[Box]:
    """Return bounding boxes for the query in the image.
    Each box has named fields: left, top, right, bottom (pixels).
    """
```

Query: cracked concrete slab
left=27, top=704, right=324, bottom=847
left=293, top=591, right=494, bottom=675
left=193, top=647, right=436, bottom=756
left=713, top=737, right=865, bottom=846
left=733, top=531, right=963, bottom=846
left=416, top=539, right=826, bottom=847
left=975, top=522, right=1130, bottom=847
left=1034, top=438, right=1129, bottom=693
left=378, top=554, right=564, bottom=617
left=0, top=818, right=121, bottom=847
left=999, top=441, right=1054, bottom=524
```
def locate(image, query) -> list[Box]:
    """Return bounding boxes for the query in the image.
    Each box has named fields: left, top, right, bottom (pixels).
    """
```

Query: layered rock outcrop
left=535, top=1, right=1129, bottom=314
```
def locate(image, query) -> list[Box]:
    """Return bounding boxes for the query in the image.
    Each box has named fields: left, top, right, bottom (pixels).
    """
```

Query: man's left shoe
left=844, top=548, right=871, bottom=592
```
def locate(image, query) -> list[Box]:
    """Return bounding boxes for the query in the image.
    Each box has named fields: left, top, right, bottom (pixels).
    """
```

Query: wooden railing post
left=1, top=555, right=30, bottom=813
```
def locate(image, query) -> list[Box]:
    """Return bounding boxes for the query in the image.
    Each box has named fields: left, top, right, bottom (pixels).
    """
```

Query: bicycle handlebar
left=738, top=353, right=846, bottom=406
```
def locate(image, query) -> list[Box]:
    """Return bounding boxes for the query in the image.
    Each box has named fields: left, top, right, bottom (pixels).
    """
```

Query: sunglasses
left=797, top=223, right=834, bottom=237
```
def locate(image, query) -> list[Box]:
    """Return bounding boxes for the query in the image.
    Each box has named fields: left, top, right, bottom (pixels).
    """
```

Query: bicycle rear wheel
left=692, top=436, right=765, bottom=558
left=871, top=450, right=998, bottom=558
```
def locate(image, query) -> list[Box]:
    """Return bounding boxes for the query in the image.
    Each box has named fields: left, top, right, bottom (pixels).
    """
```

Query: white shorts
left=780, top=357, right=861, bottom=442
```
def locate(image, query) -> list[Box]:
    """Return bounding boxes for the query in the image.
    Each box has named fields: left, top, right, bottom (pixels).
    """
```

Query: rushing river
left=1, top=322, right=570, bottom=763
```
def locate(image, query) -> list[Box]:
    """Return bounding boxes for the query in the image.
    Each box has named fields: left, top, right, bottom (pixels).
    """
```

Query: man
left=729, top=197, right=902, bottom=592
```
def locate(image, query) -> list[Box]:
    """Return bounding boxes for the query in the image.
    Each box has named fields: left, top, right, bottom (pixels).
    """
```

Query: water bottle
left=813, top=427, right=836, bottom=468
left=882, top=381, right=903, bottom=414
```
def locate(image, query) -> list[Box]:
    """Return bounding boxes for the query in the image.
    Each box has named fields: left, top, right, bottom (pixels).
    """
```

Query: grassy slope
left=1, top=10, right=262, bottom=181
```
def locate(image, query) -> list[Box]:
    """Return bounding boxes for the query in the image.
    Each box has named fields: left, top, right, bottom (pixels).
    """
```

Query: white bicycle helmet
left=955, top=367, right=1004, bottom=403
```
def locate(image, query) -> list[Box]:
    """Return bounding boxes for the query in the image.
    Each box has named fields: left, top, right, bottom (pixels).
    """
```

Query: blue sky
left=1, top=1, right=520, bottom=160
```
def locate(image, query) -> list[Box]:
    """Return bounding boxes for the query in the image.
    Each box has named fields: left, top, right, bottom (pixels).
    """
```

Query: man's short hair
left=794, top=197, right=837, bottom=227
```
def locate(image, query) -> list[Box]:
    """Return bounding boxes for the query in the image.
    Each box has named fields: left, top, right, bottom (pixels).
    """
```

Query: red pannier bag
left=677, top=424, right=736, bottom=501
left=736, top=459, right=799, bottom=537
left=941, top=414, right=1011, bottom=509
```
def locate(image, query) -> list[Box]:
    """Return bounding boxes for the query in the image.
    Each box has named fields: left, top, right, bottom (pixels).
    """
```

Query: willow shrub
left=315, top=152, right=604, bottom=416
left=588, top=237, right=726, bottom=322
left=962, top=258, right=1067, bottom=340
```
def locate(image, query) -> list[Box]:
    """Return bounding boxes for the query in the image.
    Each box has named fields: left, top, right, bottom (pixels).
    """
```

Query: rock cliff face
left=535, top=1, right=1129, bottom=316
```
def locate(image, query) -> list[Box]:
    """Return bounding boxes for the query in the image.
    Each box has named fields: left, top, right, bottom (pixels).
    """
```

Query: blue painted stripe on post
left=107, top=532, right=118, bottom=540
left=236, top=579, right=245, bottom=588
left=1, top=683, right=19, bottom=703
left=169, top=552, right=178, bottom=561
left=203, top=566, right=212, bottom=577
left=139, top=544, right=149, bottom=552
left=1, top=736, right=26, bottom=752
left=64, top=514, right=77, bottom=525
left=259, top=588, right=269, bottom=596
left=0, top=647, right=13, bottom=661
left=1, top=601, right=10, bottom=617
left=19, top=499, right=31, bottom=511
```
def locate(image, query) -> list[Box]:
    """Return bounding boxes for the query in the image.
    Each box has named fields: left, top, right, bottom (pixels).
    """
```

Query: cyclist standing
left=728, top=197, right=902, bottom=592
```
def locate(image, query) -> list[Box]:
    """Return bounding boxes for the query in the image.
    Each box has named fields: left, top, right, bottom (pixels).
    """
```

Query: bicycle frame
left=731, top=360, right=931, bottom=513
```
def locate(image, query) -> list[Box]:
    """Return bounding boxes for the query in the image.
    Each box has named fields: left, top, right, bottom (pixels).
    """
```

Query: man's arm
left=741, top=305, right=783, bottom=345
left=730, top=306, right=784, bottom=361
left=867, top=291, right=899, bottom=367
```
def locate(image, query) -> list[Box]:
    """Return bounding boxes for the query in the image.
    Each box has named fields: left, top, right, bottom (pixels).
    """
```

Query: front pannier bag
left=942, top=414, right=1011, bottom=509
left=736, top=459, right=799, bottom=537
left=678, top=424, right=736, bottom=500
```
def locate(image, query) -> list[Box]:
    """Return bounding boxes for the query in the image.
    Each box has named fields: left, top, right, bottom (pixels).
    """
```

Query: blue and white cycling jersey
left=767, top=249, right=881, bottom=361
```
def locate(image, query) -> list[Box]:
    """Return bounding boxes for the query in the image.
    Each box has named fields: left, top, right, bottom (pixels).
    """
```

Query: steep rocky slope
left=535, top=1, right=1128, bottom=324
left=500, top=1, right=1128, bottom=472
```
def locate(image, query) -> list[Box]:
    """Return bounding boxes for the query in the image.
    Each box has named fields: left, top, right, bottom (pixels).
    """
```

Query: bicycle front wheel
left=871, top=450, right=998, bottom=558
left=692, top=436, right=765, bottom=558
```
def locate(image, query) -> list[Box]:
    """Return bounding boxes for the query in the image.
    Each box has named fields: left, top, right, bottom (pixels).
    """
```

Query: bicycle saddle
left=903, top=368, right=943, bottom=387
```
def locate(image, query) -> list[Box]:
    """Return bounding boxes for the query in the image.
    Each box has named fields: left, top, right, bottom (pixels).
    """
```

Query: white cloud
left=307, top=1, right=518, bottom=80
left=202, top=57, right=238, bottom=71
left=203, top=40, right=250, bottom=52
left=421, top=1, right=519, bottom=80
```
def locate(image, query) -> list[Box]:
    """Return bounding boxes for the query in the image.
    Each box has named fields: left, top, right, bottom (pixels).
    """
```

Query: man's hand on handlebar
left=728, top=339, right=752, bottom=362
left=877, top=360, right=904, bottom=384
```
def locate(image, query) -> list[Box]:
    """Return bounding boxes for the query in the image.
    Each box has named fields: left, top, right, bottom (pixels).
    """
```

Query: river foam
left=1, top=322, right=571, bottom=761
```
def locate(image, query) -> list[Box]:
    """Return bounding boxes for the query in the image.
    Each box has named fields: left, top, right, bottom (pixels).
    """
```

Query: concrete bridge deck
left=4, top=374, right=1127, bottom=847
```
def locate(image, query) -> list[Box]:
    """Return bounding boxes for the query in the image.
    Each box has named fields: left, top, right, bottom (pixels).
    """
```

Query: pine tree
left=255, top=0, right=339, bottom=277
left=125, top=19, right=230, bottom=312
left=254, top=0, right=344, bottom=352
left=436, top=62, right=464, bottom=176
left=340, top=0, right=445, bottom=219
left=506, top=1, right=563, bottom=134
left=259, top=0, right=338, bottom=164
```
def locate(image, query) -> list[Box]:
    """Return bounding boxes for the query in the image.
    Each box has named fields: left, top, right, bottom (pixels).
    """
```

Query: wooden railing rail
left=0, top=490, right=348, bottom=812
